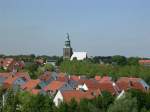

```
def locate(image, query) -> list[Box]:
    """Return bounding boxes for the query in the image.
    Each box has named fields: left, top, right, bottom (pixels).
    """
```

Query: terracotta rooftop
left=139, top=60, right=150, bottom=64
left=98, top=81, right=120, bottom=95
left=70, top=75, right=80, bottom=81
left=4, top=72, right=30, bottom=85
left=62, top=90, right=96, bottom=103
left=78, top=79, right=100, bottom=90
left=116, top=77, right=147, bottom=92
left=0, top=58, right=14, bottom=67
left=58, top=72, right=66, bottom=76
left=100, top=76, right=112, bottom=82
left=43, top=81, right=65, bottom=92
left=0, top=73, right=11, bottom=78
left=21, top=79, right=40, bottom=91
left=57, top=74, right=68, bottom=82
left=116, top=78, right=129, bottom=91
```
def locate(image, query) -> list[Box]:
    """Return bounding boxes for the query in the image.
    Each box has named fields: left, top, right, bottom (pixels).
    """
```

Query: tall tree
left=112, top=55, right=127, bottom=66
left=107, top=94, right=138, bottom=112
left=0, top=87, right=4, bottom=112
left=68, top=99, right=78, bottom=112
left=3, top=89, right=20, bottom=112
left=26, top=94, right=54, bottom=112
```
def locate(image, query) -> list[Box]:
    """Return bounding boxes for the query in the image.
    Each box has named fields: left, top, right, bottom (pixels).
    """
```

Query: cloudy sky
left=0, top=0, right=150, bottom=57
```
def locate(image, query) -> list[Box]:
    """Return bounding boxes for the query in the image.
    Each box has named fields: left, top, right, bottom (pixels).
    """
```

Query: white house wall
left=53, top=91, right=64, bottom=107
left=76, top=84, right=88, bottom=91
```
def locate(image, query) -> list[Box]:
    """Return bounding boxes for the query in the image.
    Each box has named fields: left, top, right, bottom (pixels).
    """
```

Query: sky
left=0, top=0, right=150, bottom=57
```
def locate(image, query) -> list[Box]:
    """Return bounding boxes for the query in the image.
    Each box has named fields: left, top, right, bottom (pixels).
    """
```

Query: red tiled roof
left=78, top=79, right=100, bottom=90
left=100, top=76, right=111, bottom=82
left=43, top=81, right=65, bottom=92
left=62, top=90, right=95, bottom=103
left=129, top=77, right=141, bottom=82
left=69, top=75, right=80, bottom=81
left=116, top=78, right=129, bottom=91
left=98, top=81, right=119, bottom=95
left=21, top=79, right=40, bottom=91
left=0, top=58, right=25, bottom=71
left=59, top=73, right=66, bottom=76
left=88, top=89, right=101, bottom=96
left=4, top=72, right=30, bottom=85
left=0, top=58, right=14, bottom=68
left=0, top=73, right=11, bottom=78
left=116, top=77, right=146, bottom=92
left=77, top=79, right=120, bottom=95
left=139, top=60, right=150, bottom=64
left=131, top=81, right=146, bottom=91
left=15, top=72, right=30, bottom=80
left=57, top=75, right=68, bottom=82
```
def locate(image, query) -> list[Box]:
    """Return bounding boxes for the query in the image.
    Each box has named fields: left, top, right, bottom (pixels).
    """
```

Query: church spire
left=66, top=33, right=70, bottom=41
left=63, top=33, right=73, bottom=59
left=65, top=33, right=71, bottom=48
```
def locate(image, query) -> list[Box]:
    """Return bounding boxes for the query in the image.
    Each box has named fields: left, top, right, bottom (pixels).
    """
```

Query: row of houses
left=139, top=59, right=150, bottom=66
left=0, top=71, right=149, bottom=106
left=0, top=58, right=24, bottom=71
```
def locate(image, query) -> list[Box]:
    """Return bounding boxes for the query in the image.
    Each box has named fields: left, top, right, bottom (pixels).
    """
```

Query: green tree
left=101, top=91, right=114, bottom=110
left=68, top=99, right=78, bottom=112
left=127, top=57, right=139, bottom=65
left=128, top=89, right=150, bottom=111
left=79, top=99, right=100, bottom=112
left=0, top=87, right=4, bottom=112
left=17, top=91, right=32, bottom=112
left=27, top=94, right=54, bottom=112
left=112, top=55, right=127, bottom=66
left=91, top=96, right=106, bottom=112
left=107, top=94, right=138, bottom=112
left=79, top=99, right=90, bottom=112
left=56, top=57, right=63, bottom=66
left=44, top=64, right=54, bottom=72
left=3, top=89, right=20, bottom=112
left=141, top=108, right=150, bottom=112
left=54, top=102, right=69, bottom=112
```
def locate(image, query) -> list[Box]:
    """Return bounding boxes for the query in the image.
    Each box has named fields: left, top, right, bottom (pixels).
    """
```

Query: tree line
left=60, top=60, right=150, bottom=85
left=0, top=88, right=150, bottom=112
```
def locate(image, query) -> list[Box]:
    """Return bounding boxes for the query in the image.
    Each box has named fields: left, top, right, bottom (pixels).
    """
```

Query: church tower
left=63, top=33, right=73, bottom=59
